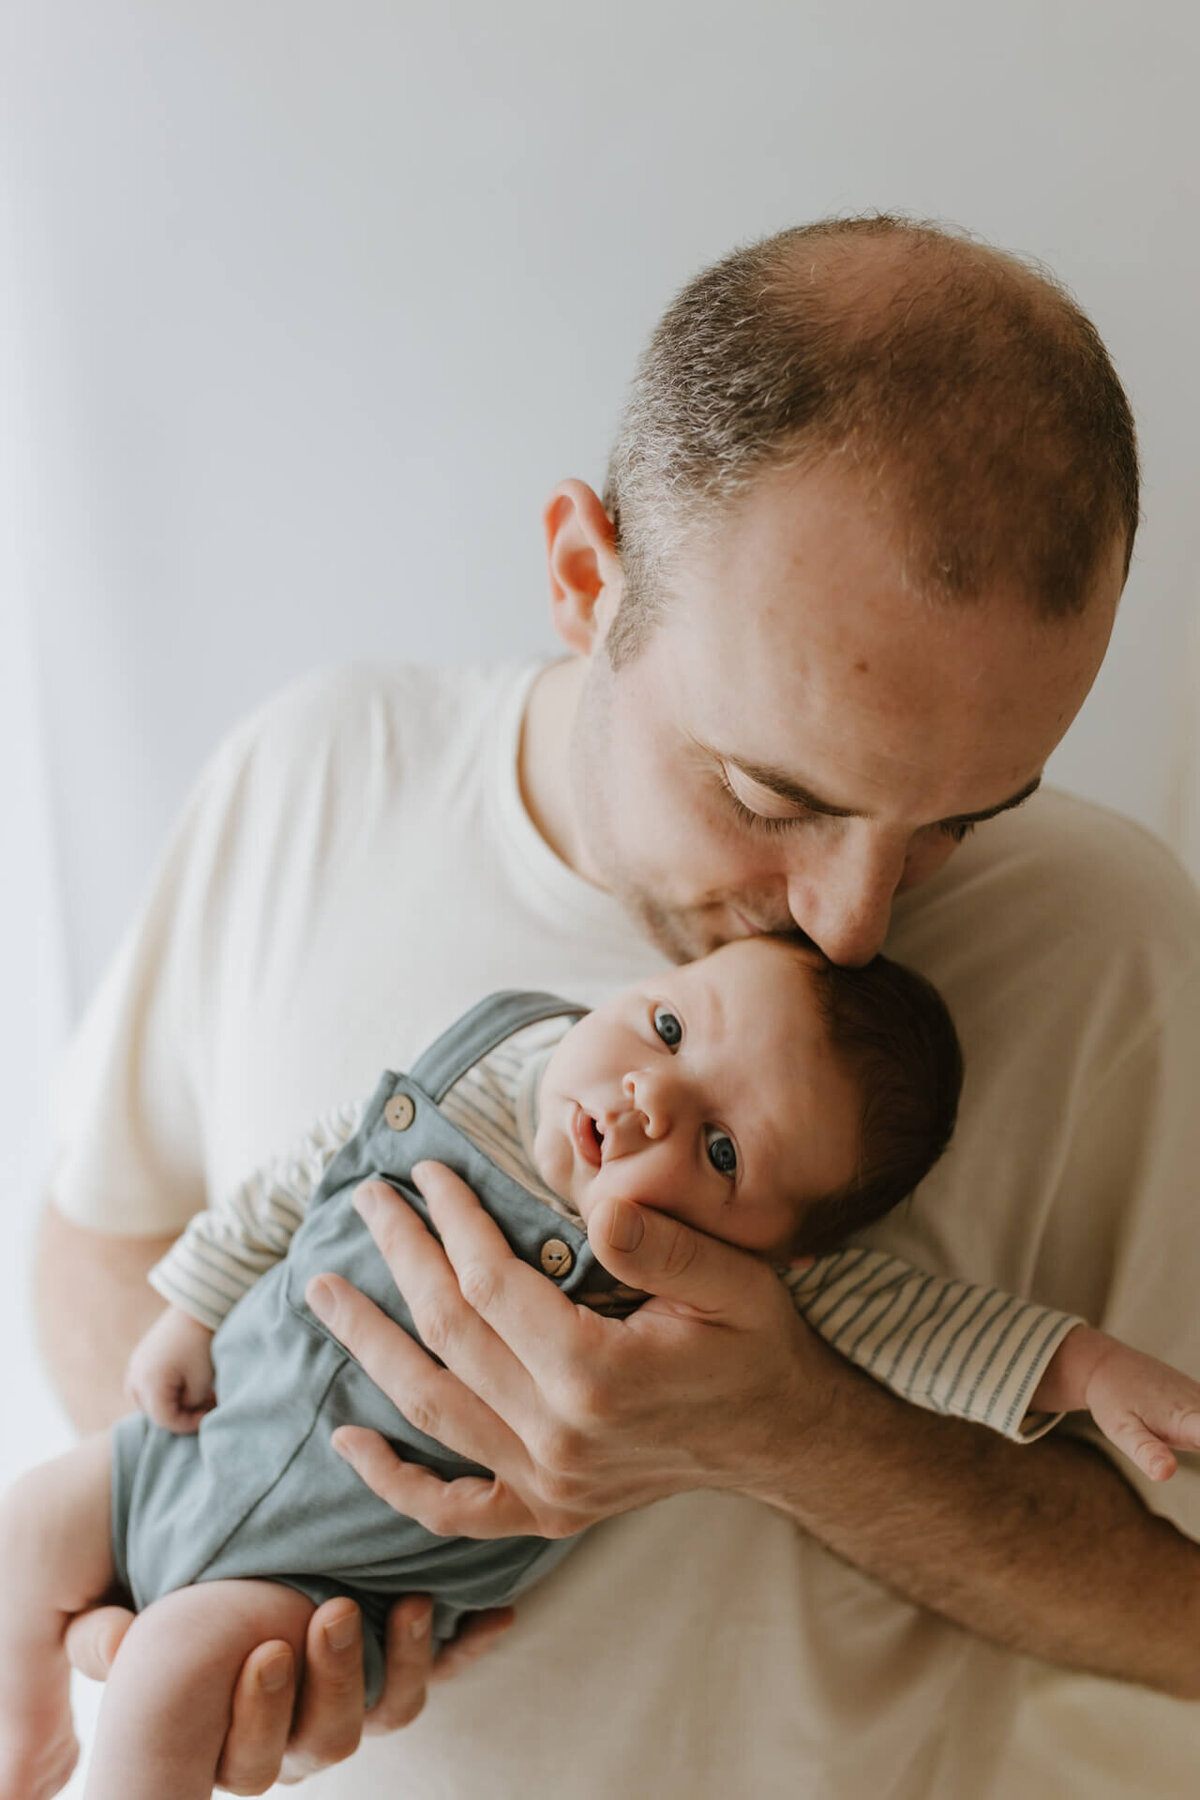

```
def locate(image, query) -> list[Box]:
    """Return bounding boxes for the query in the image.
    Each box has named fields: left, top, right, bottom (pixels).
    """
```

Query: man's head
left=540, top=216, right=1135, bottom=965
left=603, top=214, right=1139, bottom=655
left=533, top=935, right=963, bottom=1261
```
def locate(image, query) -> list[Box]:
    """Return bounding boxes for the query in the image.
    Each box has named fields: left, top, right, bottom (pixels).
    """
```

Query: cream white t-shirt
left=50, top=660, right=1200, bottom=1799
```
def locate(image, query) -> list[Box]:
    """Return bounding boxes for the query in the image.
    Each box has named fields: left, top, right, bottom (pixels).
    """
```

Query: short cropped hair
left=795, top=949, right=964, bottom=1257
left=603, top=215, right=1139, bottom=662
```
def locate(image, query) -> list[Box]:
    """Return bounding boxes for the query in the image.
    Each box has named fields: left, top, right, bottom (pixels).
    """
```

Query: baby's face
left=534, top=938, right=862, bottom=1257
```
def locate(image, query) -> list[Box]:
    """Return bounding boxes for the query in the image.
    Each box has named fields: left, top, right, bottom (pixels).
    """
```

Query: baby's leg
left=0, top=1432, right=119, bottom=1800
left=83, top=1578, right=315, bottom=1800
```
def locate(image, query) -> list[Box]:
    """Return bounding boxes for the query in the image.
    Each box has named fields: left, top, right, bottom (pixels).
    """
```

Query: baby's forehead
left=700, top=939, right=829, bottom=1026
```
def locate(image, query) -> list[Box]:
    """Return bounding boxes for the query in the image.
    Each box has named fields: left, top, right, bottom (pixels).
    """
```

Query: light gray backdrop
left=1, top=3, right=1197, bottom=1793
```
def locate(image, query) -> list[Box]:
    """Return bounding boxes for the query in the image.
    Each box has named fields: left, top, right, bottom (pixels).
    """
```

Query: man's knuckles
left=408, top=1295, right=465, bottom=1361
left=650, top=1213, right=705, bottom=1282
left=455, top=1257, right=502, bottom=1316
left=366, top=1687, right=427, bottom=1731
left=394, top=1385, right=454, bottom=1447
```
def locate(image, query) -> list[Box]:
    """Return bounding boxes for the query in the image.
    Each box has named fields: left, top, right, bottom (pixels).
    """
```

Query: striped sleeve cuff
left=782, top=1246, right=1085, bottom=1443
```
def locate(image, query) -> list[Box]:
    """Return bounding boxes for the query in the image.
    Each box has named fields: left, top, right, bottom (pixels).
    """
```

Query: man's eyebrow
left=726, top=755, right=1043, bottom=827
left=938, top=777, right=1043, bottom=828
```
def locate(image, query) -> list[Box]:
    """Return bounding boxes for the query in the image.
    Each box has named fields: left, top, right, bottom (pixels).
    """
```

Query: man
left=38, top=218, right=1200, bottom=1797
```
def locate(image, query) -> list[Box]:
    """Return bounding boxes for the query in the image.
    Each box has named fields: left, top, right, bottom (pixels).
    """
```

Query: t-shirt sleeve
left=782, top=1248, right=1082, bottom=1441
left=1026, top=956, right=1200, bottom=1538
left=149, top=1097, right=364, bottom=1328
left=880, top=797, right=1200, bottom=1543
left=46, top=717, right=263, bottom=1235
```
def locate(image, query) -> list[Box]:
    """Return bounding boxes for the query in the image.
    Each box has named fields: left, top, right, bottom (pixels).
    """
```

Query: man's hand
left=64, top=1592, right=515, bottom=1792
left=305, top=1163, right=819, bottom=1539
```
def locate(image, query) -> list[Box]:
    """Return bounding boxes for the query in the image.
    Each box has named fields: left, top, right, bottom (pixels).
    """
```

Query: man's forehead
left=648, top=545, right=1107, bottom=822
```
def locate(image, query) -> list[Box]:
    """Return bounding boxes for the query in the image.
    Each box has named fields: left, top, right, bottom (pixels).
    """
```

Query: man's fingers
left=63, top=1604, right=135, bottom=1680
left=404, top=1162, right=609, bottom=1374
left=274, top=1600, right=366, bottom=1780
left=333, top=1425, right=540, bottom=1538
left=586, top=1194, right=776, bottom=1318
left=213, top=1640, right=296, bottom=1795
left=308, top=1275, right=533, bottom=1475
left=358, top=1170, right=577, bottom=1378
left=363, top=1596, right=435, bottom=1733
left=358, top=1596, right=515, bottom=1735
left=429, top=1605, right=516, bottom=1683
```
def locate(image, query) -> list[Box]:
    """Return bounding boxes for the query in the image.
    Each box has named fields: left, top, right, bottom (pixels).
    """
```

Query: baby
left=3, top=936, right=1199, bottom=1799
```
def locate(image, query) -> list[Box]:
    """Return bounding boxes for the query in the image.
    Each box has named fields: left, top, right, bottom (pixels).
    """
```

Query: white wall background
left=0, top=2, right=1196, bottom=1792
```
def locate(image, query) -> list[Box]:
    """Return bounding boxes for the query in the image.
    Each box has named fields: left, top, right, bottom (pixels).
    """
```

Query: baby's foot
left=0, top=1638, right=79, bottom=1800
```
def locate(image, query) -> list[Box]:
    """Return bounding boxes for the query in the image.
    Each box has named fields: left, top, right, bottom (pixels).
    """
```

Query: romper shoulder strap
left=410, top=990, right=587, bottom=1101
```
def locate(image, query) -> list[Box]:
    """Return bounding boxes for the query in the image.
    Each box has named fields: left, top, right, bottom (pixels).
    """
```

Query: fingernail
left=354, top=1183, right=379, bottom=1219
left=306, top=1276, right=334, bottom=1319
left=325, top=1612, right=360, bottom=1653
left=260, top=1652, right=292, bottom=1692
left=607, top=1201, right=644, bottom=1253
left=409, top=1604, right=432, bottom=1640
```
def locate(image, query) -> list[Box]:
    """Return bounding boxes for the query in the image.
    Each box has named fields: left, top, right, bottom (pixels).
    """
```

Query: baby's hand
left=1038, top=1324, right=1200, bottom=1482
left=125, top=1305, right=217, bottom=1433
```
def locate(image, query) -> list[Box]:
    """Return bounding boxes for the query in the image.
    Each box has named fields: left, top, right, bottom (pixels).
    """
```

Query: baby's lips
left=571, top=1102, right=604, bottom=1168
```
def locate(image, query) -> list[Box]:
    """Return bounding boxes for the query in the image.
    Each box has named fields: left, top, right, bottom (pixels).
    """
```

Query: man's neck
left=517, top=656, right=592, bottom=877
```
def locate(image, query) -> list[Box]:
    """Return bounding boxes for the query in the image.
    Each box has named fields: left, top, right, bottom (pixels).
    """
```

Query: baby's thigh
left=111, top=1578, right=315, bottom=1708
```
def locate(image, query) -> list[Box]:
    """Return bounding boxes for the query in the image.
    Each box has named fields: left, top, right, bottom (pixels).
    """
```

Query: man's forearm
left=747, top=1338, right=1200, bottom=1699
left=35, top=1199, right=177, bottom=1433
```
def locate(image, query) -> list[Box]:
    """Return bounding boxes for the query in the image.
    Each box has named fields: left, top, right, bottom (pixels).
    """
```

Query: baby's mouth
left=572, top=1103, right=604, bottom=1169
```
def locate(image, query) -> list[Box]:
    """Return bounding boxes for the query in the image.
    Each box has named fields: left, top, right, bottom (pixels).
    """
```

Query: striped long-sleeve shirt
left=150, top=1018, right=1079, bottom=1444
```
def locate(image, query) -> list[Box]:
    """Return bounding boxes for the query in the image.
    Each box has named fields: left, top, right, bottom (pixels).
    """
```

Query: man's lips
left=571, top=1103, right=603, bottom=1169
left=732, top=907, right=819, bottom=950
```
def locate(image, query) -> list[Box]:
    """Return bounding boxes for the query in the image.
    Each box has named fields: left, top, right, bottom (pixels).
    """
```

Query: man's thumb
left=64, top=1604, right=134, bottom=1680
left=587, top=1196, right=754, bottom=1316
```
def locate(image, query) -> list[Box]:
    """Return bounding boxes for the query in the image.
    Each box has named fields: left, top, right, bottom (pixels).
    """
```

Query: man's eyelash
left=719, top=767, right=977, bottom=843
left=716, top=769, right=812, bottom=835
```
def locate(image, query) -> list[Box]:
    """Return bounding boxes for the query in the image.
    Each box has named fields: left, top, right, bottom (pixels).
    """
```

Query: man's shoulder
left=205, top=659, right=542, bottom=798
left=986, top=786, right=1198, bottom=950
left=890, top=786, right=1200, bottom=993
left=230, top=660, right=537, bottom=757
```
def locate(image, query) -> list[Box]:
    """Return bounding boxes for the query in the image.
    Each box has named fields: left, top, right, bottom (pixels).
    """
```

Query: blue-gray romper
left=110, top=991, right=638, bottom=1705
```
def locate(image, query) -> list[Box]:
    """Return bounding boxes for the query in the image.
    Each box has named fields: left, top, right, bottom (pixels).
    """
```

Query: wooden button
left=384, top=1093, right=416, bottom=1131
left=540, top=1238, right=574, bottom=1279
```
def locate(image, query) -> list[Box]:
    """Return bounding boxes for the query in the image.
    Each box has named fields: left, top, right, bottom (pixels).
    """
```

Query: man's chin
left=625, top=899, right=726, bottom=965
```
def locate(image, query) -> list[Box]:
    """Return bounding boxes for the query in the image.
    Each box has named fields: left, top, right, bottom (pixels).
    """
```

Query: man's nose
left=785, top=828, right=909, bottom=966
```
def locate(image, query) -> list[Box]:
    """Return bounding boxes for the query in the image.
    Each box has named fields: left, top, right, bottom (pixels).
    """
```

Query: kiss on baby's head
left=534, top=934, right=963, bottom=1261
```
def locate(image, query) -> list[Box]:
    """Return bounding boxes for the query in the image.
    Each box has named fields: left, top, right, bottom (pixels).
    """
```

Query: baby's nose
left=622, top=1069, right=672, bottom=1138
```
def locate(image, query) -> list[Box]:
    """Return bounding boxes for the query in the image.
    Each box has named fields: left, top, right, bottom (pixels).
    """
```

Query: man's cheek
left=899, top=833, right=960, bottom=892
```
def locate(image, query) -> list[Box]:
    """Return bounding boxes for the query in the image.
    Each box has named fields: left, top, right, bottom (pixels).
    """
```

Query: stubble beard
left=569, top=659, right=795, bottom=964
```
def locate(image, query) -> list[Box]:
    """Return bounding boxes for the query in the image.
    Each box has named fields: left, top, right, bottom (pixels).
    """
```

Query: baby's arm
left=1031, top=1323, right=1200, bottom=1482
left=147, top=1096, right=365, bottom=1329
left=785, top=1249, right=1200, bottom=1479
left=783, top=1246, right=1078, bottom=1443
left=124, top=1097, right=365, bottom=1432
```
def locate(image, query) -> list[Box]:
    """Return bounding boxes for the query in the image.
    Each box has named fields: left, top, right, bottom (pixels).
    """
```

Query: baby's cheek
left=594, top=1157, right=704, bottom=1227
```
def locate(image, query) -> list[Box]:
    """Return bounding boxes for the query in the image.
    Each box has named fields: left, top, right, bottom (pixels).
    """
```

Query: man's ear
left=543, top=479, right=624, bottom=654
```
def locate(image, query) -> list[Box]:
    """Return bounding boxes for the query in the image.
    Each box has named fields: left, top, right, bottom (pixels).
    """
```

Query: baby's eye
left=705, top=1125, right=737, bottom=1179
left=653, top=1006, right=683, bottom=1050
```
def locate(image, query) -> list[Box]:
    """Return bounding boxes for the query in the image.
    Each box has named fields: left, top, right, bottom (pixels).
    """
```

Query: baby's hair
left=795, top=949, right=964, bottom=1256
